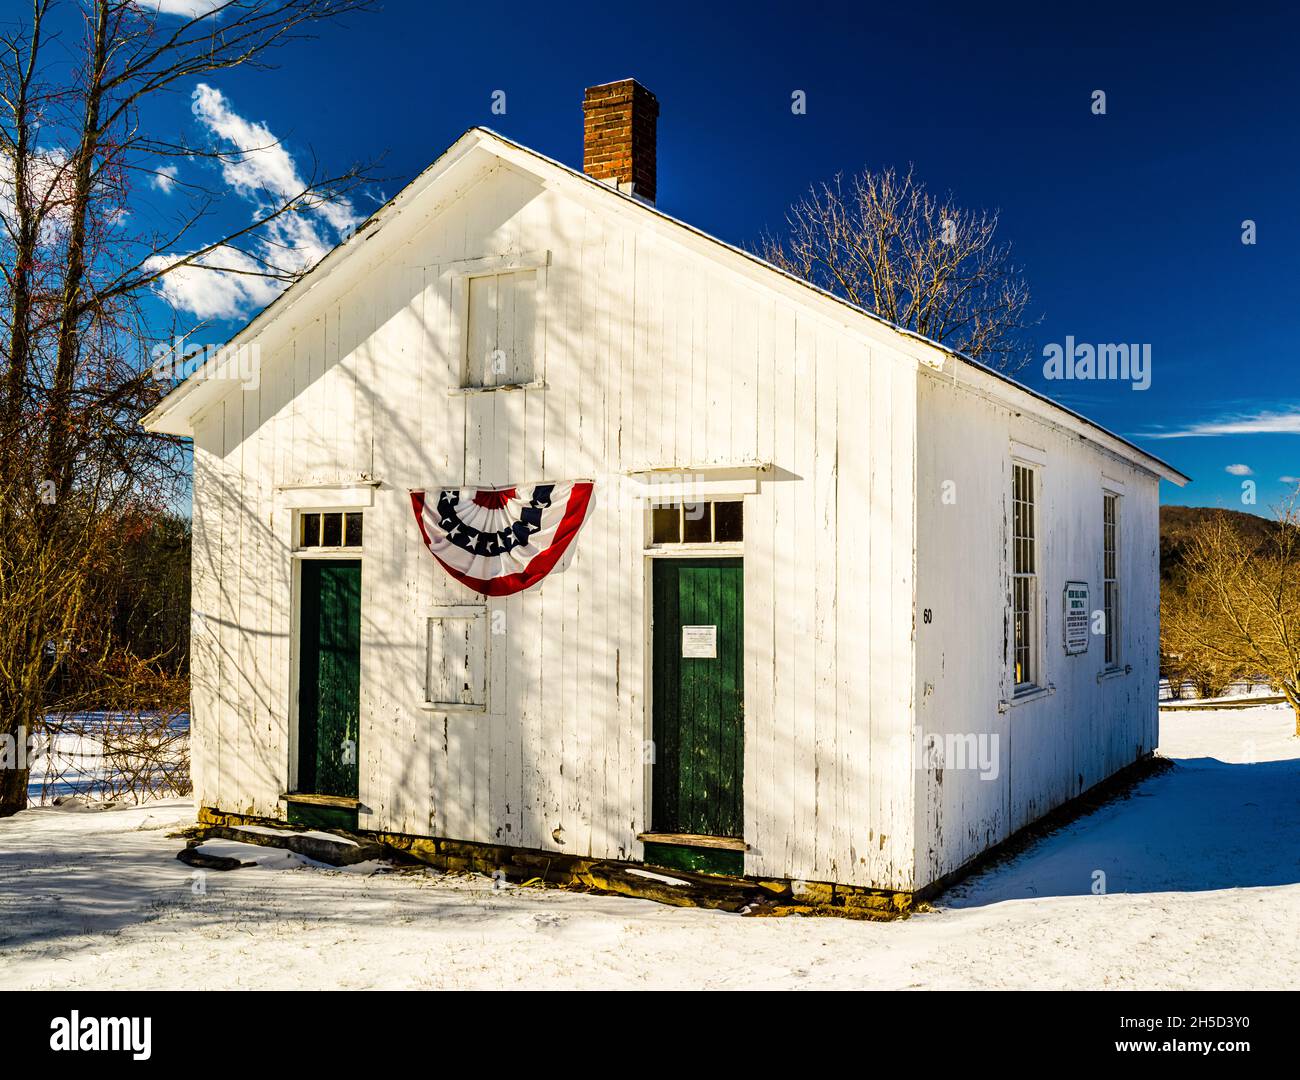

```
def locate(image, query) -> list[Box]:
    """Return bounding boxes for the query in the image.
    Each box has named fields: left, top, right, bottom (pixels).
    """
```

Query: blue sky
left=67, top=1, right=1300, bottom=511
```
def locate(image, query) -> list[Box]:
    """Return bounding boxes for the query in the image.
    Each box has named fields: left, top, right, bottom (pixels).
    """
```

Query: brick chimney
left=582, top=79, right=659, bottom=204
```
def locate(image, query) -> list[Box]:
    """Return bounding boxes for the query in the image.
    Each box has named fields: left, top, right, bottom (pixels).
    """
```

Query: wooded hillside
left=1160, top=505, right=1280, bottom=584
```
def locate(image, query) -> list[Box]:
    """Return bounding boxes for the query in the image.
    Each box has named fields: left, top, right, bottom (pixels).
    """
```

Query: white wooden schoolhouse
left=144, top=79, right=1189, bottom=900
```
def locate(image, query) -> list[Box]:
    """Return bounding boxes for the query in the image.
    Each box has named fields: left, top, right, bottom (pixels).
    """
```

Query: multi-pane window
left=466, top=269, right=537, bottom=387
left=299, top=511, right=363, bottom=549
left=1103, top=493, right=1119, bottom=668
left=650, top=500, right=744, bottom=545
left=1012, top=464, right=1037, bottom=690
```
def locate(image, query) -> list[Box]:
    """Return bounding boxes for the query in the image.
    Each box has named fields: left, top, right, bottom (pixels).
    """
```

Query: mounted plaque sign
left=1064, top=581, right=1090, bottom=654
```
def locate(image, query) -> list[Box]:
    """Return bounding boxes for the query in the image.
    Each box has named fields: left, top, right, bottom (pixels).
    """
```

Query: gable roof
left=142, top=127, right=1190, bottom=486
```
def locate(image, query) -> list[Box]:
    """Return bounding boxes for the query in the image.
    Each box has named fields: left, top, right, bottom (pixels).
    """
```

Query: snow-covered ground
left=1, top=705, right=1296, bottom=990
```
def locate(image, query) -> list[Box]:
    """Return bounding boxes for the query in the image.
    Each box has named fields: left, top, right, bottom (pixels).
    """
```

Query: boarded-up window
left=426, top=607, right=488, bottom=708
left=466, top=269, right=537, bottom=387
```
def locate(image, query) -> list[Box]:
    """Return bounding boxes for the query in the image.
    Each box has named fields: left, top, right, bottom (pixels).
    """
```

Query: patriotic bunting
left=410, top=481, right=594, bottom=596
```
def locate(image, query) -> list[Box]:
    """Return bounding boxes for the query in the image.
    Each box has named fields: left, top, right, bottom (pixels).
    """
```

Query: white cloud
left=150, top=84, right=359, bottom=321
left=152, top=164, right=179, bottom=193
left=147, top=247, right=285, bottom=322
left=190, top=84, right=357, bottom=233
left=1281, top=476, right=1299, bottom=485
left=1145, top=409, right=1300, bottom=438
left=0, top=147, right=72, bottom=222
left=1225, top=464, right=1253, bottom=476
left=133, top=1, right=227, bottom=17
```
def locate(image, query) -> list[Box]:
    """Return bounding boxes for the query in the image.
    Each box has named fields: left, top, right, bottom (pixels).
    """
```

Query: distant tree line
left=109, top=511, right=190, bottom=679
left=43, top=510, right=190, bottom=700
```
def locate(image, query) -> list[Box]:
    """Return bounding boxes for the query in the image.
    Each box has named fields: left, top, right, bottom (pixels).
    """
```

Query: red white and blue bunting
left=410, top=482, right=594, bottom=596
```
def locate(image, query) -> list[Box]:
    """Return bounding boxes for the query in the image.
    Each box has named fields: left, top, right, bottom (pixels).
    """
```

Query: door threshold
left=638, top=832, right=747, bottom=852
left=280, top=792, right=360, bottom=809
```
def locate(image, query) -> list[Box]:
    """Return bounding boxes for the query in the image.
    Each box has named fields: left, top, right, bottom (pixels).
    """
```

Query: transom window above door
left=298, top=511, right=364, bottom=550
left=650, top=500, right=743, bottom=545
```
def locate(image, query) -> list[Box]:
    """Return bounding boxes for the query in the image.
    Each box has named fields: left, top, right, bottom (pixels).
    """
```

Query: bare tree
left=0, top=0, right=376, bottom=815
left=1161, top=582, right=1246, bottom=699
left=1162, top=498, right=1300, bottom=734
left=760, top=165, right=1037, bottom=372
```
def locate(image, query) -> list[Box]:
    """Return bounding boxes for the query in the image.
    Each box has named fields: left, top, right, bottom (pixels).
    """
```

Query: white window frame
left=1103, top=490, right=1120, bottom=671
left=1011, top=461, right=1041, bottom=695
left=445, top=250, right=550, bottom=394
left=293, top=507, right=365, bottom=552
left=644, top=496, right=745, bottom=553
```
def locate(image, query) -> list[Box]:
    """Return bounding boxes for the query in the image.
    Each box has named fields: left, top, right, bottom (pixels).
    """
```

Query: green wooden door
left=652, top=558, right=744, bottom=839
left=297, top=560, right=361, bottom=797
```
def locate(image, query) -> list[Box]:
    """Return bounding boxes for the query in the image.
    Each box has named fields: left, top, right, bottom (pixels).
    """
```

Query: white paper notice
left=681, top=625, right=718, bottom=659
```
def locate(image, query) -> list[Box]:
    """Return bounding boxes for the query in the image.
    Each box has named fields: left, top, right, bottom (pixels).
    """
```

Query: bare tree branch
left=0, top=0, right=379, bottom=815
left=759, top=165, right=1040, bottom=372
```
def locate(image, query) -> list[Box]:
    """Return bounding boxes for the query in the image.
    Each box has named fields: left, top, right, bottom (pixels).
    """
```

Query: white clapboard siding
left=176, top=134, right=1171, bottom=894
left=912, top=365, right=1163, bottom=889
left=188, top=424, right=220, bottom=809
